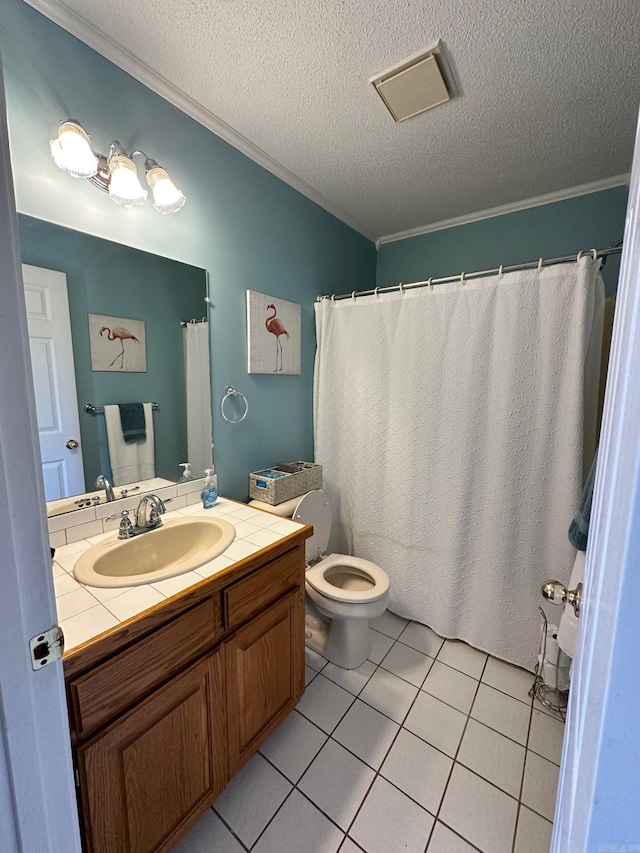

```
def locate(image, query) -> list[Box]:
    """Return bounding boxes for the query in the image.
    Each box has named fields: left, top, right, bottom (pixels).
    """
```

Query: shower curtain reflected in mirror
left=314, top=257, right=604, bottom=669
left=183, top=321, right=213, bottom=478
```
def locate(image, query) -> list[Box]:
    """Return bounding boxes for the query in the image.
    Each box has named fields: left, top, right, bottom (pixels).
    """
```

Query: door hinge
left=29, top=625, right=64, bottom=670
left=74, top=767, right=80, bottom=788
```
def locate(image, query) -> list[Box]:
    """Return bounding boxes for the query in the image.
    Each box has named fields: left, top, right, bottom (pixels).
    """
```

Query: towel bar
left=84, top=402, right=159, bottom=415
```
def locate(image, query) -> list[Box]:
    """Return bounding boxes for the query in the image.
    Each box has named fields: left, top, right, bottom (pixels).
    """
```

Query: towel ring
left=221, top=385, right=248, bottom=424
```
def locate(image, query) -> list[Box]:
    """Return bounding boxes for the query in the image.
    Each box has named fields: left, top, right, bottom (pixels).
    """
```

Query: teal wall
left=377, top=187, right=628, bottom=297
left=0, top=0, right=376, bottom=500
left=18, top=214, right=206, bottom=487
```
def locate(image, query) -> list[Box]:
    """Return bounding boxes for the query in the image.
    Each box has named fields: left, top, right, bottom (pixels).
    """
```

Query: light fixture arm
left=108, top=140, right=129, bottom=160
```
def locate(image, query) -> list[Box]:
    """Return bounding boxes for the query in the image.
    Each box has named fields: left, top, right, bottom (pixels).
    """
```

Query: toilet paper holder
left=541, top=580, right=582, bottom=617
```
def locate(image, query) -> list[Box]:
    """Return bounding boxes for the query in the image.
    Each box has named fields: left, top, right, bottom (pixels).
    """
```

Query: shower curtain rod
left=318, top=245, right=623, bottom=302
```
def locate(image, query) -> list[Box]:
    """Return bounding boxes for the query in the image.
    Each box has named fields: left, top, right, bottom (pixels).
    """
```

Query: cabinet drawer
left=223, top=549, right=302, bottom=630
left=69, top=597, right=222, bottom=738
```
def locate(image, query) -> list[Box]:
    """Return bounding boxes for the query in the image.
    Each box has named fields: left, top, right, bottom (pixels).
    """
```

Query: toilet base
left=304, top=600, right=373, bottom=670
left=304, top=607, right=329, bottom=656
left=322, top=616, right=372, bottom=670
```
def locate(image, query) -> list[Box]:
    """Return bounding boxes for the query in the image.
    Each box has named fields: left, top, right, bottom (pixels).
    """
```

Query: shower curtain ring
left=498, top=265, right=504, bottom=279
left=577, top=251, right=584, bottom=262
left=352, top=291, right=357, bottom=301
left=537, top=257, right=544, bottom=273
left=398, top=282, right=405, bottom=294
left=331, top=294, right=336, bottom=303
left=374, top=287, right=380, bottom=298
left=428, top=278, right=434, bottom=290
left=460, top=272, right=466, bottom=284
left=591, top=248, right=598, bottom=261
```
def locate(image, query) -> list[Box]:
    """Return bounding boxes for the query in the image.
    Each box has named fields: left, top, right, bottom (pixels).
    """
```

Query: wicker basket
left=249, top=461, right=322, bottom=505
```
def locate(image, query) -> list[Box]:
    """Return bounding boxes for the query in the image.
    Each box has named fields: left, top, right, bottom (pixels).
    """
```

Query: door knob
left=541, top=580, right=582, bottom=617
left=66, top=439, right=80, bottom=450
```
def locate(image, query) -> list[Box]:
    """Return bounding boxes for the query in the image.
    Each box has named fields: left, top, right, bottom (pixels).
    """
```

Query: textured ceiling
left=29, top=0, right=640, bottom=240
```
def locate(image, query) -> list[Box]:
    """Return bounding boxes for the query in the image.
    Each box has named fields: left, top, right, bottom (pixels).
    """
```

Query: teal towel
left=118, top=403, right=146, bottom=444
left=568, top=450, right=598, bottom=551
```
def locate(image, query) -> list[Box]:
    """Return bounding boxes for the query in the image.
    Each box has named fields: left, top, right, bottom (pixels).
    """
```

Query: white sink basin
left=73, top=517, right=236, bottom=588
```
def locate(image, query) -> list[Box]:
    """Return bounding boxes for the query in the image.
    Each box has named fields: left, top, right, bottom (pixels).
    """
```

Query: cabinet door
left=77, top=649, right=227, bottom=853
left=226, top=587, right=305, bottom=773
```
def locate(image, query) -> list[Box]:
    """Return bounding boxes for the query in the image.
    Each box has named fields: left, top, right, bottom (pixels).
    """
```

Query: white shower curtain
left=183, top=321, right=213, bottom=478
left=314, top=257, right=604, bottom=669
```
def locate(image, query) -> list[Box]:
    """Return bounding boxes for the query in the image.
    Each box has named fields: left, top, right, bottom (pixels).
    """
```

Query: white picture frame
left=246, top=290, right=301, bottom=374
left=88, top=313, right=147, bottom=372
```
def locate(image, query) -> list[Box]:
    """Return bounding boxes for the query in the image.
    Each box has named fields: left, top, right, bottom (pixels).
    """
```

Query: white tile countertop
left=52, top=498, right=304, bottom=653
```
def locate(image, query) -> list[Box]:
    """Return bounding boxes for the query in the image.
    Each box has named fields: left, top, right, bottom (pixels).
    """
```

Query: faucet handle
left=106, top=509, right=134, bottom=539
left=149, top=498, right=171, bottom=522
left=120, top=485, right=140, bottom=498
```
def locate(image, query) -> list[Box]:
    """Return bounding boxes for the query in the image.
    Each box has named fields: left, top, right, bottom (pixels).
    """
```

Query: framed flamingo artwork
left=246, top=290, right=301, bottom=374
left=88, top=313, right=147, bottom=372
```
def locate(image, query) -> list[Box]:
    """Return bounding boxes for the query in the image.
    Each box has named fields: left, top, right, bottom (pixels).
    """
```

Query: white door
left=0, top=57, right=82, bottom=853
left=22, top=263, right=85, bottom=499
left=552, top=114, right=640, bottom=846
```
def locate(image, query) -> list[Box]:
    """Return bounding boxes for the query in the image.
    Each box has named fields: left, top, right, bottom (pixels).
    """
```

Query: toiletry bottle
left=178, top=463, right=195, bottom=483
left=201, top=467, right=218, bottom=508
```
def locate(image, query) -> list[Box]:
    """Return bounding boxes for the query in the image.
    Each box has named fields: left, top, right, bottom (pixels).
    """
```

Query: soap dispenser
left=201, top=467, right=218, bottom=508
left=178, top=463, right=195, bottom=483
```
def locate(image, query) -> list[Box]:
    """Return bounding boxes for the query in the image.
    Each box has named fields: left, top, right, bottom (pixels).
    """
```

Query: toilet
left=249, top=490, right=389, bottom=669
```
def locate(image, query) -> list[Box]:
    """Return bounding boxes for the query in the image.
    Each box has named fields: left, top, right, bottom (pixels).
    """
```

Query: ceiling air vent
left=370, top=41, right=456, bottom=123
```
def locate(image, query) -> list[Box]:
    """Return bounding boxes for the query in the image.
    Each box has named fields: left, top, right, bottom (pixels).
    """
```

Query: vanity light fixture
left=49, top=120, right=186, bottom=213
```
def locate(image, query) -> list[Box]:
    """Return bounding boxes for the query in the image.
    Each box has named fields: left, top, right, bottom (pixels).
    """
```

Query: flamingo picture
left=99, top=325, right=140, bottom=369
left=265, top=303, right=290, bottom=372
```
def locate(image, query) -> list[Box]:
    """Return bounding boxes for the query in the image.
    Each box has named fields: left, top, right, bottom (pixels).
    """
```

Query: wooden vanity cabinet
left=64, top=531, right=309, bottom=853
left=226, top=587, right=305, bottom=773
left=77, top=649, right=227, bottom=853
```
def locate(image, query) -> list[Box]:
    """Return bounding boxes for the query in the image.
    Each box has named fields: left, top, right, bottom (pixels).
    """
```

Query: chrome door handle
left=541, top=580, right=582, bottom=617
left=66, top=439, right=79, bottom=449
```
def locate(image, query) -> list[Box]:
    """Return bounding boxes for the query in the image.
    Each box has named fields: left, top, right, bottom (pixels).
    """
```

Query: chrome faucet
left=135, top=494, right=167, bottom=530
left=95, top=474, right=116, bottom=502
left=107, top=494, right=169, bottom=540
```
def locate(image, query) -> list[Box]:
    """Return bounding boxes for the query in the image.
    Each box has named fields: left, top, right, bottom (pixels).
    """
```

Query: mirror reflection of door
left=22, top=263, right=85, bottom=500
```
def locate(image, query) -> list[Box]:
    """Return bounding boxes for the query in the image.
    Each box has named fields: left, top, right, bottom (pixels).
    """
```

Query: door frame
left=0, top=52, right=81, bottom=853
left=552, top=113, right=640, bottom=847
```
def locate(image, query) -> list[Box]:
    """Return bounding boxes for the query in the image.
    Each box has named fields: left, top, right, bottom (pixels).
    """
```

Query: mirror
left=19, top=214, right=212, bottom=514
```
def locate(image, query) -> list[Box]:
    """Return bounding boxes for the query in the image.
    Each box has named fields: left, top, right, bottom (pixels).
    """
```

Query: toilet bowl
left=249, top=490, right=389, bottom=669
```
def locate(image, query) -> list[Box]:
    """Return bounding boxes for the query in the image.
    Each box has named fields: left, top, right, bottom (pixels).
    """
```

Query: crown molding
left=376, top=173, right=630, bottom=248
left=23, top=0, right=377, bottom=243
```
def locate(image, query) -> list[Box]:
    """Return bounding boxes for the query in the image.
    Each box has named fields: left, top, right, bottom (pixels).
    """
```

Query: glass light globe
left=146, top=166, right=186, bottom=214
left=50, top=121, right=98, bottom=178
left=108, top=155, right=147, bottom=207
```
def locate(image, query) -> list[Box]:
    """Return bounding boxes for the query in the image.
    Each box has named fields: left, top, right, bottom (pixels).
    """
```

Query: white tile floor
left=174, top=613, right=564, bottom=853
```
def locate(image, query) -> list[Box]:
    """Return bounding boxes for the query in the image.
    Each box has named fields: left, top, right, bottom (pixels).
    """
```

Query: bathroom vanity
left=60, top=511, right=311, bottom=853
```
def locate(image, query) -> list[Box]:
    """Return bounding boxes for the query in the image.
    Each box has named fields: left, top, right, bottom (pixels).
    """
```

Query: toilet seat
left=306, top=554, right=390, bottom=604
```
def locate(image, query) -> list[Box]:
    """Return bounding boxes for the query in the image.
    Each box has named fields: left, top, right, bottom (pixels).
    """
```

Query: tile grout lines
left=216, top=621, right=558, bottom=853
left=301, top=628, right=556, bottom=849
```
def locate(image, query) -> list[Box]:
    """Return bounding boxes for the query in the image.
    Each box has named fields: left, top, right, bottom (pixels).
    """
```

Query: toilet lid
left=293, top=490, right=332, bottom=563
left=248, top=497, right=300, bottom=517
